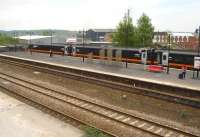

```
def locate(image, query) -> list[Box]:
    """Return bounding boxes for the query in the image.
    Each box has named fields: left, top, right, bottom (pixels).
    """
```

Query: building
left=153, top=32, right=198, bottom=50
left=86, top=29, right=115, bottom=42
left=17, top=35, right=52, bottom=44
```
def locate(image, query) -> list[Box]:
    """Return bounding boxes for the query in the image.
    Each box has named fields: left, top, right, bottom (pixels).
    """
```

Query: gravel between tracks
left=0, top=62, right=199, bottom=136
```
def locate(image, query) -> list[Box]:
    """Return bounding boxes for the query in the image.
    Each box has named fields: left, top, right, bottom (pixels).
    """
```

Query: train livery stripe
left=29, top=49, right=193, bottom=69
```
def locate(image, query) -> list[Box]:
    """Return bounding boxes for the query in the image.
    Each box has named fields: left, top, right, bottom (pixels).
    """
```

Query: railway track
left=0, top=72, right=198, bottom=137
left=0, top=54, right=199, bottom=108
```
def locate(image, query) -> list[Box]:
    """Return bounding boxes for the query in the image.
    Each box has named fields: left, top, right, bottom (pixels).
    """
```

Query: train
left=28, top=43, right=198, bottom=69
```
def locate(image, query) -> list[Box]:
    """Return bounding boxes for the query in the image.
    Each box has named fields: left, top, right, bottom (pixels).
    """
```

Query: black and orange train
left=28, top=44, right=198, bottom=69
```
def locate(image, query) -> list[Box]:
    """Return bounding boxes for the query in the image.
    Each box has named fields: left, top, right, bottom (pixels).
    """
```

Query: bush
left=82, top=126, right=108, bottom=137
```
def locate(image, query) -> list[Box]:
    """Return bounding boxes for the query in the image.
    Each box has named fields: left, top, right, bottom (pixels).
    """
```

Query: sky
left=0, top=0, right=199, bottom=32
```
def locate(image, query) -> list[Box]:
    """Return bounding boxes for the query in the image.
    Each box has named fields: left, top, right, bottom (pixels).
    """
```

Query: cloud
left=0, top=0, right=199, bottom=31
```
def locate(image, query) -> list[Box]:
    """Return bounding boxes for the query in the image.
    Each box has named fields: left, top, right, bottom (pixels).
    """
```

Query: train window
left=163, top=55, right=167, bottom=60
left=134, top=54, right=140, bottom=58
left=143, top=54, right=146, bottom=58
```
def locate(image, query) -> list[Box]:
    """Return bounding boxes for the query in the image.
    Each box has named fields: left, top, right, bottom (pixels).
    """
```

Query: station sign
left=194, top=56, right=200, bottom=69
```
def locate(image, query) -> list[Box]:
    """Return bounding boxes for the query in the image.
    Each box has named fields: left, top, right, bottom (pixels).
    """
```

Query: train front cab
left=156, top=51, right=169, bottom=66
left=141, top=49, right=157, bottom=65
left=141, top=50, right=147, bottom=64
left=141, top=49, right=169, bottom=66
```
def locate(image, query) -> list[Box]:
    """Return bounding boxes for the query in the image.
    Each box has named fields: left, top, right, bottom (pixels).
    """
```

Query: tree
left=0, top=34, right=19, bottom=45
left=42, top=30, right=51, bottom=36
left=113, top=9, right=136, bottom=47
left=136, top=13, right=154, bottom=47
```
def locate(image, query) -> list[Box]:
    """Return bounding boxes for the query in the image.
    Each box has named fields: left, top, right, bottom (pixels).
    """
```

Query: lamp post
left=167, top=33, right=171, bottom=74
left=125, top=9, right=130, bottom=68
left=82, top=29, right=85, bottom=47
left=13, top=31, right=17, bottom=52
left=197, top=26, right=200, bottom=78
left=198, top=26, right=200, bottom=56
left=29, top=31, right=32, bottom=45
left=50, top=30, right=53, bottom=57
left=82, top=29, right=85, bottom=62
left=29, top=32, right=32, bottom=55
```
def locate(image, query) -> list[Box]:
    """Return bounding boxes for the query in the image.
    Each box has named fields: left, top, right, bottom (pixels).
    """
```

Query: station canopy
left=17, top=35, right=52, bottom=40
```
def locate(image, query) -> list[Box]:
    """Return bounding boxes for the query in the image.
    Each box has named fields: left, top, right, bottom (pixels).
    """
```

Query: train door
left=156, top=51, right=162, bottom=65
left=64, top=46, right=68, bottom=55
left=72, top=46, right=76, bottom=56
left=162, top=52, right=169, bottom=66
left=141, top=51, right=147, bottom=64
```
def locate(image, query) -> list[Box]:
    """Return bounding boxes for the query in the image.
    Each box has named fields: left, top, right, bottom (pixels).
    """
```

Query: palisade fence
left=0, top=45, right=26, bottom=52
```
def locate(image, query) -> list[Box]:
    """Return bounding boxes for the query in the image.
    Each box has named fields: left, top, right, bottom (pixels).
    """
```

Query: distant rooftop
left=170, top=32, right=194, bottom=37
left=154, top=32, right=194, bottom=37
left=17, top=35, right=52, bottom=40
left=89, top=29, right=116, bottom=33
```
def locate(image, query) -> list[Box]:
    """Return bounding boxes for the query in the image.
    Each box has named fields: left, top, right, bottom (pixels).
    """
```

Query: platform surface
left=0, top=90, right=83, bottom=137
left=1, top=51, right=200, bottom=91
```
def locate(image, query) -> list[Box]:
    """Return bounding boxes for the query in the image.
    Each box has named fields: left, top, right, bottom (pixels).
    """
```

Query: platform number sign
left=194, top=56, right=200, bottom=69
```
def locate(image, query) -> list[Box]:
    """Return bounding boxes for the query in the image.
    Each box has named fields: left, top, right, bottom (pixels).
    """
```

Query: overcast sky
left=0, top=0, right=199, bottom=32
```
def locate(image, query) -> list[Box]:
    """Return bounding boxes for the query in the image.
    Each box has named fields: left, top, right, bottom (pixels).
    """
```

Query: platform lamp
left=198, top=26, right=200, bottom=77
left=82, top=29, right=85, bottom=62
left=195, top=26, right=200, bottom=78
left=29, top=31, right=32, bottom=45
left=82, top=29, right=85, bottom=47
left=167, top=33, right=171, bottom=74
left=50, top=29, right=53, bottom=57
left=13, top=31, right=17, bottom=52
left=197, top=26, right=200, bottom=56
left=29, top=31, right=32, bottom=55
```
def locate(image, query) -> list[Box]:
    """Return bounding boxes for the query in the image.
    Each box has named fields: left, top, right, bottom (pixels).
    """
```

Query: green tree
left=0, top=34, right=19, bottom=46
left=113, top=10, right=136, bottom=47
left=42, top=30, right=51, bottom=36
left=136, top=13, right=154, bottom=47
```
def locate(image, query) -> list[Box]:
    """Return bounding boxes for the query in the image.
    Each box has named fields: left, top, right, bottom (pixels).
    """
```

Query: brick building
left=153, top=32, right=198, bottom=50
left=86, top=29, right=115, bottom=42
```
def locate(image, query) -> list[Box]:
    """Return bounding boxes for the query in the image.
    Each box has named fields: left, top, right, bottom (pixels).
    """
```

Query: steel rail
left=0, top=72, right=198, bottom=137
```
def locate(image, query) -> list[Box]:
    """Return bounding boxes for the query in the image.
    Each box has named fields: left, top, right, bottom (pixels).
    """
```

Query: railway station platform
left=1, top=51, right=200, bottom=92
left=0, top=90, right=83, bottom=137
